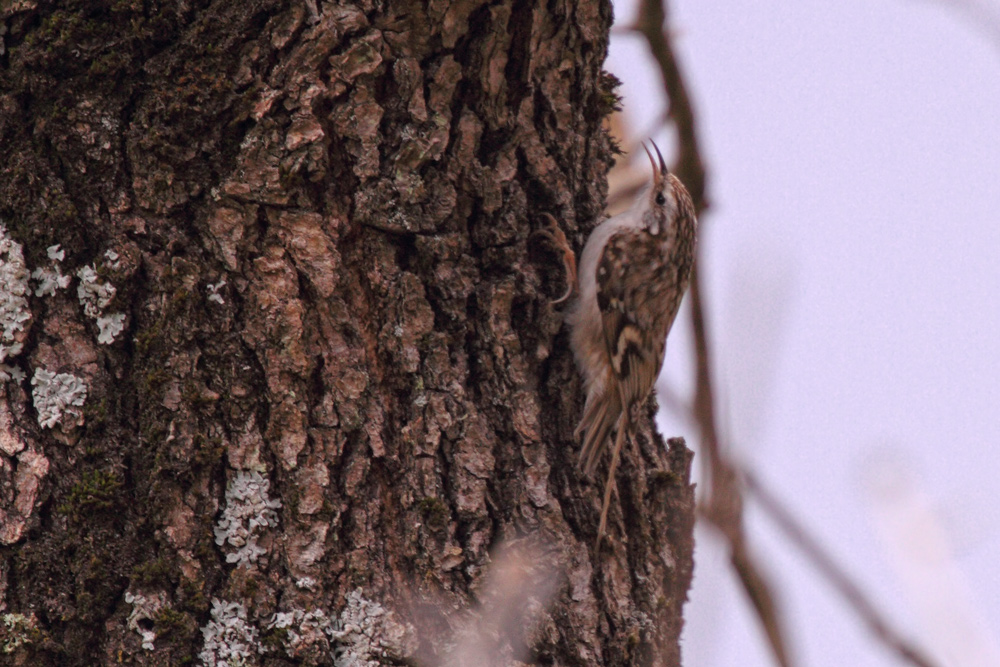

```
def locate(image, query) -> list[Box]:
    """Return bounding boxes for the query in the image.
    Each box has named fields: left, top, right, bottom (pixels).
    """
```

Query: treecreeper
left=545, top=141, right=698, bottom=546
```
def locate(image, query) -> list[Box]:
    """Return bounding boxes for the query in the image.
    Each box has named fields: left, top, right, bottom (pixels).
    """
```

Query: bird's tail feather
left=577, top=391, right=621, bottom=475
left=596, top=412, right=629, bottom=546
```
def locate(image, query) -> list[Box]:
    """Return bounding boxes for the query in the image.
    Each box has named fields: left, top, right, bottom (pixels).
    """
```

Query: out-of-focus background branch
left=744, top=471, right=937, bottom=667
left=923, top=0, right=1000, bottom=50
left=603, top=0, right=1000, bottom=665
left=632, top=2, right=796, bottom=665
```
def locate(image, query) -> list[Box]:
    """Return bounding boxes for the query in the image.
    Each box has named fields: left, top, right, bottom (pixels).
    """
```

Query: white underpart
left=568, top=186, right=649, bottom=400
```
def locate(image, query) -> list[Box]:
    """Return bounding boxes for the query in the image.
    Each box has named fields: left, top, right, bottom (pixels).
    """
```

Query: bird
left=566, top=141, right=697, bottom=544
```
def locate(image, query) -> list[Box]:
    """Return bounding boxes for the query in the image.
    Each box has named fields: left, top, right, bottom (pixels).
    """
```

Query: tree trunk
left=0, top=0, right=694, bottom=665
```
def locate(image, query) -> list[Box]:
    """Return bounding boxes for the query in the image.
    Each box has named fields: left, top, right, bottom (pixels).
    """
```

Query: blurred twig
left=744, top=471, right=940, bottom=667
left=921, top=0, right=1000, bottom=53
left=631, top=2, right=794, bottom=666
left=633, top=2, right=706, bottom=213
left=633, top=3, right=946, bottom=667
left=442, top=540, right=560, bottom=667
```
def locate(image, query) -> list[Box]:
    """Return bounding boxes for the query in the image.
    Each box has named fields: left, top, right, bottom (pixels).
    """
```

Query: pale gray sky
left=607, top=1, right=1000, bottom=665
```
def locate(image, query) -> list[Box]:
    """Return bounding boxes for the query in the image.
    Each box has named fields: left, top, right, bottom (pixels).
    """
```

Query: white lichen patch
left=125, top=591, right=166, bottom=651
left=207, top=279, right=227, bottom=305
left=77, top=263, right=125, bottom=344
left=48, top=245, right=65, bottom=262
left=0, top=364, right=25, bottom=383
left=0, top=225, right=31, bottom=362
left=96, top=312, right=126, bottom=344
left=199, top=599, right=259, bottom=667
left=1, top=613, right=37, bottom=654
left=264, top=608, right=333, bottom=658
left=329, top=589, right=417, bottom=667
left=214, top=470, right=282, bottom=567
left=76, top=265, right=115, bottom=317
left=32, top=266, right=71, bottom=297
left=31, top=368, right=88, bottom=429
left=295, top=576, right=317, bottom=591
left=31, top=244, right=71, bottom=298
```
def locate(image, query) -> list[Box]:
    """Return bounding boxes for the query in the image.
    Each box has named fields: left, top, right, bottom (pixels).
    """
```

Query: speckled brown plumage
left=569, top=144, right=697, bottom=543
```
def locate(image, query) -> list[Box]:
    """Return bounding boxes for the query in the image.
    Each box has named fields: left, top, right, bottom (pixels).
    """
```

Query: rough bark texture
left=0, top=0, right=694, bottom=665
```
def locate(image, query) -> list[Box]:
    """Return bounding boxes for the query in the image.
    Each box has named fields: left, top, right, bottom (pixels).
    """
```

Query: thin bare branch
left=633, top=0, right=707, bottom=213
left=633, top=4, right=955, bottom=667
left=920, top=0, right=1000, bottom=53
left=744, top=471, right=941, bottom=667
left=633, top=1, right=795, bottom=665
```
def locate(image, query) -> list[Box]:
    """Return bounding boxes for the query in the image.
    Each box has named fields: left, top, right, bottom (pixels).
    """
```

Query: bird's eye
left=655, top=192, right=666, bottom=205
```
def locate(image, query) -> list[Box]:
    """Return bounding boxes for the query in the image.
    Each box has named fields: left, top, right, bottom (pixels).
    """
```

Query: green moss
left=57, top=469, right=122, bottom=517
left=193, top=532, right=218, bottom=563
left=94, top=261, right=113, bottom=279
left=131, top=558, right=172, bottom=588
left=141, top=422, right=167, bottom=446
left=178, top=579, right=208, bottom=613
left=182, top=380, right=216, bottom=408
left=135, top=321, right=163, bottom=355
left=625, top=628, right=641, bottom=659
left=143, top=368, right=169, bottom=391
left=191, top=435, right=225, bottom=469
left=598, top=70, right=624, bottom=116
left=152, top=607, right=189, bottom=639
left=417, top=497, right=449, bottom=529
left=260, top=625, right=290, bottom=652
left=169, top=288, right=193, bottom=310
left=82, top=396, right=108, bottom=426
left=243, top=576, right=259, bottom=598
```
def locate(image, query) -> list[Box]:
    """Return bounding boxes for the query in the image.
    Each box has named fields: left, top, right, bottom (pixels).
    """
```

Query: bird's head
left=641, top=140, right=678, bottom=236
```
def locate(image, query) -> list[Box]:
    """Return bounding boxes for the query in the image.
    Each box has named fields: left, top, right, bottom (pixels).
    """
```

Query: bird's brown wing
left=596, top=231, right=663, bottom=412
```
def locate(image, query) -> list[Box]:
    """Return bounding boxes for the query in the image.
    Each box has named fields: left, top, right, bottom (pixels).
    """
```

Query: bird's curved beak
left=642, top=140, right=669, bottom=187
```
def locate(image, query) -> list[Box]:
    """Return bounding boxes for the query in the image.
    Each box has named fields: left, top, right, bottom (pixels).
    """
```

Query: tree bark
left=0, top=0, right=694, bottom=665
